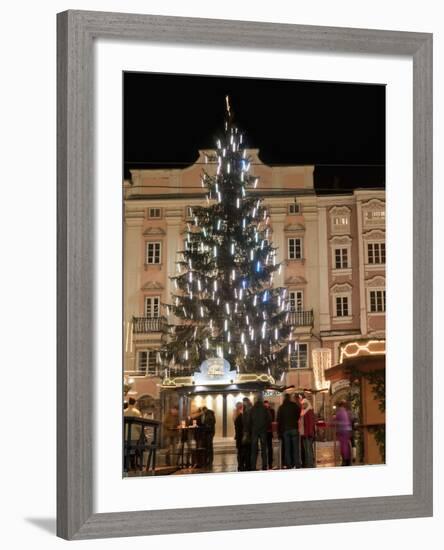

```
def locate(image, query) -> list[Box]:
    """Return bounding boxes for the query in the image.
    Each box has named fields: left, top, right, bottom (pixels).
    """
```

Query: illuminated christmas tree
left=161, top=97, right=294, bottom=378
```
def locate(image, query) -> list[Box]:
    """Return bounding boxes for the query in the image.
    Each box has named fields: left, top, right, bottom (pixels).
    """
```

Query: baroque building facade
left=123, top=150, right=386, bottom=430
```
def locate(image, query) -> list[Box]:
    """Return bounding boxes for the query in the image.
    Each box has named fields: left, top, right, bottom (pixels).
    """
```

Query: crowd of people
left=234, top=393, right=316, bottom=471
left=124, top=393, right=355, bottom=472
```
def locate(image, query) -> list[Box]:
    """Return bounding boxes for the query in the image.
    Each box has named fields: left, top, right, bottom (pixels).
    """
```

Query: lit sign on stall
left=193, top=358, right=238, bottom=385
left=339, top=340, right=386, bottom=363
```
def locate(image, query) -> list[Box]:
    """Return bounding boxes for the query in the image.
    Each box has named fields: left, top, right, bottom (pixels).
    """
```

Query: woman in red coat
left=299, top=398, right=315, bottom=468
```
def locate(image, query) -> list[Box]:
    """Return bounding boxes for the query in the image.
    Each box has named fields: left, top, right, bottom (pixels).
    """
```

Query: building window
left=336, top=296, right=349, bottom=317
left=289, top=290, right=303, bottom=312
left=288, top=203, right=301, bottom=214
left=365, top=210, right=385, bottom=222
left=288, top=237, right=302, bottom=260
left=367, top=242, right=386, bottom=264
left=335, top=248, right=349, bottom=269
left=369, top=290, right=386, bottom=313
left=138, top=350, right=159, bottom=376
left=146, top=242, right=161, bottom=264
left=333, top=216, right=349, bottom=228
left=184, top=238, right=200, bottom=254
left=290, top=343, right=308, bottom=369
left=185, top=206, right=194, bottom=219
left=144, top=296, right=160, bottom=318
left=148, top=207, right=161, bottom=219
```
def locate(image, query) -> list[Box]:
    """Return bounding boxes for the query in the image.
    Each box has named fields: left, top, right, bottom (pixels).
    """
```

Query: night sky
left=124, top=72, right=385, bottom=194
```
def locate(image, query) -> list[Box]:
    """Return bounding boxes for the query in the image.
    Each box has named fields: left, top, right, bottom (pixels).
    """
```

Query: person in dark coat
left=264, top=400, right=276, bottom=469
left=201, top=406, right=216, bottom=467
left=241, top=397, right=253, bottom=471
left=233, top=402, right=244, bottom=471
left=277, top=393, right=301, bottom=468
left=250, top=396, right=272, bottom=470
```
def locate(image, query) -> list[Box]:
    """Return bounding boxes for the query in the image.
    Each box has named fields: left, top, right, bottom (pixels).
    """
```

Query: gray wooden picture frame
left=57, top=9, right=433, bottom=540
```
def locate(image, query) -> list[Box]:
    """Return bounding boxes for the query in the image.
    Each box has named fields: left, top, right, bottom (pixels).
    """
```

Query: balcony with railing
left=286, top=309, right=314, bottom=327
left=132, top=316, right=166, bottom=333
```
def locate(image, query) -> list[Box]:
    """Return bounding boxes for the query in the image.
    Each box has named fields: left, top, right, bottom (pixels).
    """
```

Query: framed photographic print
left=57, top=10, right=433, bottom=540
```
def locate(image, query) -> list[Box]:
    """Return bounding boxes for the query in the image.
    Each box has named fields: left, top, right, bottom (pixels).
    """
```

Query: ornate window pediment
left=362, top=198, right=385, bottom=209
left=365, top=275, right=385, bottom=288
left=330, top=282, right=352, bottom=294
left=329, top=235, right=352, bottom=245
left=363, top=229, right=385, bottom=240
left=143, top=227, right=166, bottom=236
left=329, top=206, right=351, bottom=216
left=284, top=275, right=307, bottom=286
left=284, top=223, right=305, bottom=233
left=141, top=281, right=164, bottom=291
